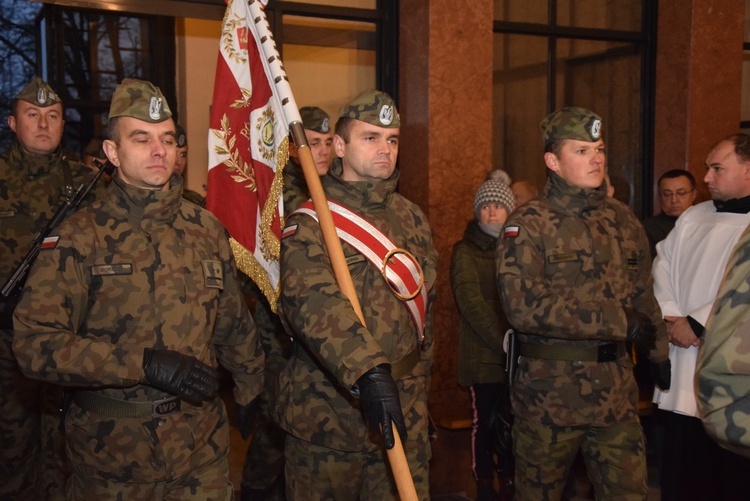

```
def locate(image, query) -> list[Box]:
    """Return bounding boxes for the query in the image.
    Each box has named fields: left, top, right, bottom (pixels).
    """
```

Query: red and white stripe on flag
left=206, top=0, right=289, bottom=307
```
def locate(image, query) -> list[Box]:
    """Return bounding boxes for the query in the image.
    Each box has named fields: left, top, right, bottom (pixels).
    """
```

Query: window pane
left=494, top=0, right=549, bottom=23
left=283, top=15, right=376, bottom=120
left=555, top=38, right=643, bottom=210
left=556, top=0, right=642, bottom=31
left=492, top=33, right=548, bottom=193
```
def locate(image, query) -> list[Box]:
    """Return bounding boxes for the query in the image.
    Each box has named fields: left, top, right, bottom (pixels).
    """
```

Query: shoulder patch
left=282, top=224, right=298, bottom=239
left=40, top=236, right=60, bottom=250
left=503, top=225, right=520, bottom=238
left=202, top=260, right=224, bottom=289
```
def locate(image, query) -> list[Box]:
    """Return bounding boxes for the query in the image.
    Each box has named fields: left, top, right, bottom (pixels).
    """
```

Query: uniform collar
left=110, top=173, right=183, bottom=224
left=545, top=170, right=607, bottom=215
left=6, top=139, right=65, bottom=177
left=324, top=157, right=399, bottom=209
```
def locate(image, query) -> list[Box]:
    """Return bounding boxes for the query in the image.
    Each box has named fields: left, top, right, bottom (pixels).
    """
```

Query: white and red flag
left=206, top=0, right=291, bottom=307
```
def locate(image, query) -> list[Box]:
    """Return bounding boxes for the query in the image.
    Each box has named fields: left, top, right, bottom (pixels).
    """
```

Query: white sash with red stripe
left=287, top=200, right=427, bottom=341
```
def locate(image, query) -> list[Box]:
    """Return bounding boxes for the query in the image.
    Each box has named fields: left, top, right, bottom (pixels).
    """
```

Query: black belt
left=518, top=341, right=625, bottom=362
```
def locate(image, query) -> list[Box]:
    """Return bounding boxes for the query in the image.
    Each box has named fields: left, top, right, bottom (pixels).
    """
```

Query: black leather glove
left=356, top=364, right=406, bottom=449
left=623, top=307, right=657, bottom=353
left=653, top=360, right=672, bottom=391
left=142, top=349, right=219, bottom=406
left=237, top=398, right=261, bottom=441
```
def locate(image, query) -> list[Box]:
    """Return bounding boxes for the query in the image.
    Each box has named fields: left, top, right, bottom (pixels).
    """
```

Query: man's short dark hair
left=334, top=117, right=355, bottom=143
left=658, top=169, right=696, bottom=189
left=107, top=117, right=121, bottom=144
left=723, top=133, right=750, bottom=164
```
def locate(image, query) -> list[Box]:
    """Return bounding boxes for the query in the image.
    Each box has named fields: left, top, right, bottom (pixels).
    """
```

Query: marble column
left=654, top=0, right=744, bottom=208
left=399, top=0, right=494, bottom=421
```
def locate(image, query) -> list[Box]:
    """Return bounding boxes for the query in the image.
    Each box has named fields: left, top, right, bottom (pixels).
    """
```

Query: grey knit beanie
left=474, top=169, right=516, bottom=218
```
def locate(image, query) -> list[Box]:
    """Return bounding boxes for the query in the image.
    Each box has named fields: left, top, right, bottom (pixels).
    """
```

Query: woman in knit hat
left=451, top=169, right=516, bottom=500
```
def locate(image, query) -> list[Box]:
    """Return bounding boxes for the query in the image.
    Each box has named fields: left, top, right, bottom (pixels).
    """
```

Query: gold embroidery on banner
left=257, top=135, right=288, bottom=263
left=211, top=114, right=257, bottom=191
left=221, top=7, right=248, bottom=65
left=230, top=237, right=280, bottom=313
left=255, top=107, right=276, bottom=161
left=231, top=88, right=252, bottom=109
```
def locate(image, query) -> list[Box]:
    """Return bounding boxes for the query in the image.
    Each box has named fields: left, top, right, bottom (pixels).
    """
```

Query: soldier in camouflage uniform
left=173, top=124, right=206, bottom=207
left=240, top=106, right=332, bottom=501
left=282, top=106, right=333, bottom=214
left=698, top=223, right=750, bottom=459
left=497, top=107, right=670, bottom=501
left=277, top=90, right=437, bottom=500
left=12, top=78, right=264, bottom=500
left=0, top=77, right=106, bottom=500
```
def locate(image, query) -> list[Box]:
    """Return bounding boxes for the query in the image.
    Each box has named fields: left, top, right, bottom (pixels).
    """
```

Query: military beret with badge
left=338, top=89, right=400, bottom=128
left=540, top=106, right=602, bottom=149
left=15, top=77, right=62, bottom=107
left=108, top=77, right=172, bottom=123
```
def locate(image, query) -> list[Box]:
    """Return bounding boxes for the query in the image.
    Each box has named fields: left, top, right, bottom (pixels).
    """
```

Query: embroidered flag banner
left=206, top=0, right=289, bottom=307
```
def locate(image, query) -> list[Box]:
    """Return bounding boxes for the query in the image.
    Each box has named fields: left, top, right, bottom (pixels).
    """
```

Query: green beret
left=108, top=78, right=172, bottom=123
left=540, top=106, right=602, bottom=147
left=15, top=77, right=62, bottom=107
left=176, top=124, right=187, bottom=148
left=339, top=90, right=399, bottom=128
left=299, top=106, right=330, bottom=133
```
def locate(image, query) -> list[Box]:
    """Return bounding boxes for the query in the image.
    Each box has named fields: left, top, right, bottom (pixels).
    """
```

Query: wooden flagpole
left=246, top=1, right=419, bottom=499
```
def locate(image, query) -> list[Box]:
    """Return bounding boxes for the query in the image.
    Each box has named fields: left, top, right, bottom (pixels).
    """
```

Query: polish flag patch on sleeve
left=40, top=236, right=60, bottom=250
left=503, top=226, right=520, bottom=238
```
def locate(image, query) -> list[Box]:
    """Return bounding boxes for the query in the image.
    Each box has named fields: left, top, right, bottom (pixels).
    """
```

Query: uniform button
left=157, top=419, right=165, bottom=427
left=572, top=361, right=583, bottom=367
left=593, top=379, right=601, bottom=385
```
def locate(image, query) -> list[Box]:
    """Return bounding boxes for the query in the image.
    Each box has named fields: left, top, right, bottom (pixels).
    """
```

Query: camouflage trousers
left=66, top=448, right=232, bottom=500
left=284, top=433, right=430, bottom=501
left=0, top=330, right=67, bottom=501
left=512, top=417, right=647, bottom=501
left=241, top=395, right=286, bottom=492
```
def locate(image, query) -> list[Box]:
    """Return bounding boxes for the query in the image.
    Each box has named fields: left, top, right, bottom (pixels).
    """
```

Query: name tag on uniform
left=202, top=260, right=224, bottom=289
left=91, top=263, right=133, bottom=276
left=548, top=252, right=578, bottom=264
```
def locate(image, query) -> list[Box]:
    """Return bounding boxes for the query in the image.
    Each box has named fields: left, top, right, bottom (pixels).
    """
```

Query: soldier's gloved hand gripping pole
left=245, top=0, right=419, bottom=498
left=1, top=160, right=115, bottom=300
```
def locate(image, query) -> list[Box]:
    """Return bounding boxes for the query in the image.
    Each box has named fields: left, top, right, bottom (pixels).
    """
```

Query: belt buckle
left=381, top=247, right=424, bottom=300
left=597, top=343, right=617, bottom=362
left=152, top=396, right=181, bottom=418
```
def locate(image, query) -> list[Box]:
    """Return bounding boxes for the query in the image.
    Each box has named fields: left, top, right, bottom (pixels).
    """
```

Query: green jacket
left=0, top=140, right=106, bottom=287
left=451, top=219, right=510, bottom=386
left=497, top=171, right=668, bottom=427
left=697, top=223, right=750, bottom=458
left=13, top=174, right=263, bottom=482
left=276, top=158, right=437, bottom=452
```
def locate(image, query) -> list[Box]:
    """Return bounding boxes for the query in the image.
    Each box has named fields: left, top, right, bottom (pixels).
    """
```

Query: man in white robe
left=652, top=133, right=750, bottom=500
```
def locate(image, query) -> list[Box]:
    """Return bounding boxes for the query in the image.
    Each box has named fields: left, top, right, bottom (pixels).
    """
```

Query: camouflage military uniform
left=276, top=157, right=437, bottom=500
left=12, top=173, right=264, bottom=499
left=1, top=138, right=106, bottom=500
left=698, top=224, right=750, bottom=458
left=497, top=170, right=668, bottom=500
left=283, top=158, right=311, bottom=216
